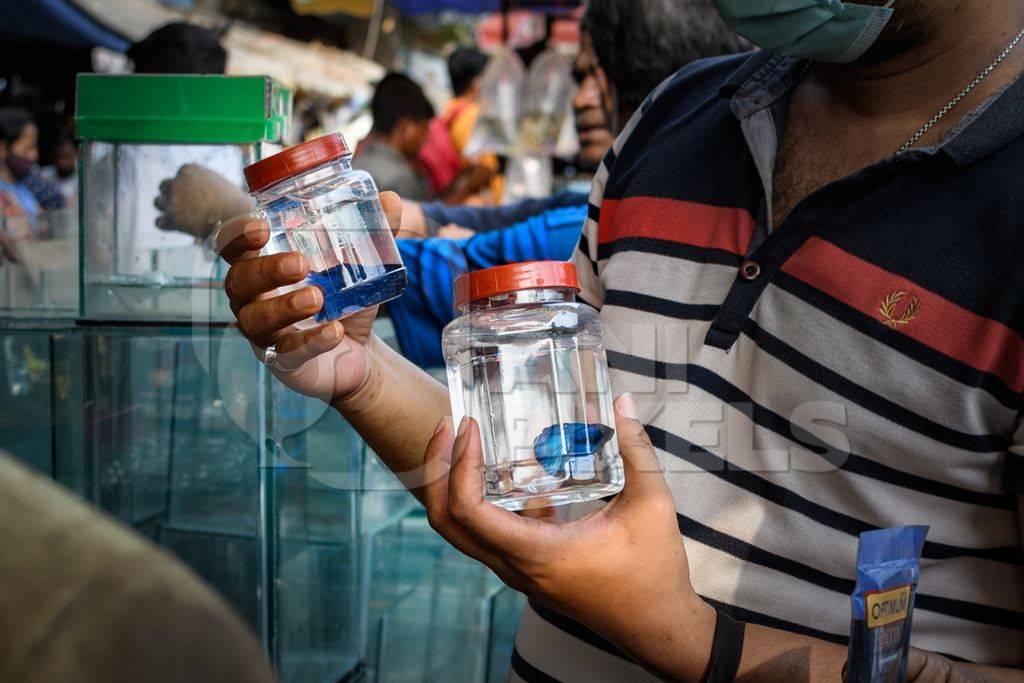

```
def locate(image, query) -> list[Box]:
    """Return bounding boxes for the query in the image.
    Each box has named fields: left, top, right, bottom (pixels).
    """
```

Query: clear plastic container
left=244, top=133, right=406, bottom=322
left=442, top=261, right=624, bottom=511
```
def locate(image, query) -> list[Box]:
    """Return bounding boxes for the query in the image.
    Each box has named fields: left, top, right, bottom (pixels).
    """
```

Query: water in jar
left=262, top=195, right=406, bottom=322
left=445, top=304, right=623, bottom=510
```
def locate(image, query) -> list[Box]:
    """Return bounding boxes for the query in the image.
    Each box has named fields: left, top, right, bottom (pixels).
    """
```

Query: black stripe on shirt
left=703, top=596, right=847, bottom=646
left=773, top=271, right=1021, bottom=410
left=604, top=290, right=719, bottom=322
left=587, top=201, right=601, bottom=224
left=740, top=319, right=1012, bottom=453
left=596, top=238, right=743, bottom=267
left=576, top=232, right=599, bottom=276
left=528, top=601, right=631, bottom=661
left=510, top=647, right=562, bottom=683
left=680, top=514, right=1024, bottom=630
left=608, top=349, right=1018, bottom=511
left=645, top=424, right=1024, bottom=566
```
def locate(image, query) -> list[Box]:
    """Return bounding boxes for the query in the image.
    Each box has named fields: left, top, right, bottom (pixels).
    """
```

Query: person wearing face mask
left=0, top=108, right=42, bottom=225
left=218, top=0, right=1024, bottom=679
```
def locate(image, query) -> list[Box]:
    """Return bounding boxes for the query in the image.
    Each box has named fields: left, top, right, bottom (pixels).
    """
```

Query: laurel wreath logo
left=879, top=290, right=919, bottom=327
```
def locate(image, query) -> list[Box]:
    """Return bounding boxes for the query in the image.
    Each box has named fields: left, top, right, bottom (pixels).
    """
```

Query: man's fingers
left=224, top=253, right=309, bottom=307
left=612, top=393, right=672, bottom=503
left=380, top=191, right=403, bottom=237
left=447, top=419, right=534, bottom=552
left=215, top=216, right=270, bottom=263
left=419, top=415, right=456, bottom=509
left=236, top=286, right=322, bottom=347
left=270, top=321, right=347, bottom=372
left=419, top=418, right=517, bottom=569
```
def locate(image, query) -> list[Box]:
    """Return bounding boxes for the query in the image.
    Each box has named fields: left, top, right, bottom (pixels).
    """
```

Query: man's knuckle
left=223, top=269, right=240, bottom=300
left=236, top=306, right=260, bottom=339
left=447, top=497, right=471, bottom=522
left=425, top=505, right=447, bottom=532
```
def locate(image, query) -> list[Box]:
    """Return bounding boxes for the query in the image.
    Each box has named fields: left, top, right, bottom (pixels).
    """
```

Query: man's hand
left=215, top=191, right=404, bottom=403
left=420, top=394, right=716, bottom=682
left=156, top=164, right=253, bottom=241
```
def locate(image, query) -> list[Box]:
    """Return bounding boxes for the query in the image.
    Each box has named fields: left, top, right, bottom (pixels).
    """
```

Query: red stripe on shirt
left=782, top=237, right=1024, bottom=393
left=598, top=197, right=755, bottom=255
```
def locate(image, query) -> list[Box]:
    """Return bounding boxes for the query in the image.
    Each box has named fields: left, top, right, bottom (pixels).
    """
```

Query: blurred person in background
left=133, top=23, right=252, bottom=243
left=0, top=107, right=44, bottom=263
left=353, top=73, right=436, bottom=202
left=418, top=46, right=500, bottom=203
left=0, top=107, right=43, bottom=223
left=385, top=0, right=749, bottom=365
left=39, top=134, right=78, bottom=208
left=402, top=0, right=749, bottom=234
left=573, top=0, right=749, bottom=170
left=127, top=21, right=227, bottom=74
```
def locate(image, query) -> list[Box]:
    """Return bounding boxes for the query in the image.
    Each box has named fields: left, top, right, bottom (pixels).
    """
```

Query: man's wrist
left=330, top=334, right=384, bottom=414
left=621, top=593, right=716, bottom=683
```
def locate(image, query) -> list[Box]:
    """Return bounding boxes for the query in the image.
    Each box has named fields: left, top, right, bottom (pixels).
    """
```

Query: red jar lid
left=244, top=133, right=351, bottom=193
left=454, top=261, right=580, bottom=309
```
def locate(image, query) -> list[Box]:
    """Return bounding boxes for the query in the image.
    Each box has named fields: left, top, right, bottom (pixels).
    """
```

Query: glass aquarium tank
left=76, top=74, right=291, bottom=323
left=0, top=318, right=524, bottom=682
left=0, top=210, right=79, bottom=318
left=365, top=509, right=525, bottom=683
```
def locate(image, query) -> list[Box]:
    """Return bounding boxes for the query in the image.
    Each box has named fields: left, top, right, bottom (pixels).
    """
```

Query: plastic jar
left=442, top=261, right=624, bottom=510
left=243, top=133, right=406, bottom=322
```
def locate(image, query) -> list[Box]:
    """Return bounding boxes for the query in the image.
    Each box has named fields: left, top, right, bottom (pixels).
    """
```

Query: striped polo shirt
left=509, top=52, right=1024, bottom=681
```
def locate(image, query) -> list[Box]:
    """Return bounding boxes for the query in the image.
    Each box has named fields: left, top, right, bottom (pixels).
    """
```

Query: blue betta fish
left=532, top=422, right=615, bottom=476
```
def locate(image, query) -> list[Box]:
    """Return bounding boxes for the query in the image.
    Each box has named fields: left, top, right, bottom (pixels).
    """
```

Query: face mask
left=711, top=0, right=895, bottom=63
left=5, top=155, right=34, bottom=181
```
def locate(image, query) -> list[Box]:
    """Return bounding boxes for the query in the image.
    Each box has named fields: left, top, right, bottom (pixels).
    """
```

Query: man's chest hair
left=770, top=107, right=959, bottom=228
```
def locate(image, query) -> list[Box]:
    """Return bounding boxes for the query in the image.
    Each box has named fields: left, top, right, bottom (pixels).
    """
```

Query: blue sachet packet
left=846, top=525, right=928, bottom=683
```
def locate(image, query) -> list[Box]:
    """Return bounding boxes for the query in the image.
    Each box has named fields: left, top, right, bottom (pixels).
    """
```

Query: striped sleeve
left=573, top=69, right=679, bottom=310
left=574, top=161, right=606, bottom=309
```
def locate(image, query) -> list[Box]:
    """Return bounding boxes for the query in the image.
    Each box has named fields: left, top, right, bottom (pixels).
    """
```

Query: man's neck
left=809, top=2, right=1024, bottom=123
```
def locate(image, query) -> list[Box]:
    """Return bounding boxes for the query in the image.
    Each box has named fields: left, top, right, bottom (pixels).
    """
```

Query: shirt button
left=740, top=260, right=761, bottom=281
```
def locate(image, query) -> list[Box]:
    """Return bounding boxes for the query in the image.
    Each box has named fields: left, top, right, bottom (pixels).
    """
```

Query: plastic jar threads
left=442, top=261, right=624, bottom=511
left=244, top=133, right=406, bottom=322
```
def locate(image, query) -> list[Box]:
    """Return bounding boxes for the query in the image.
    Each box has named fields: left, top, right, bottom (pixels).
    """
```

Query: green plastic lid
left=75, top=74, right=292, bottom=144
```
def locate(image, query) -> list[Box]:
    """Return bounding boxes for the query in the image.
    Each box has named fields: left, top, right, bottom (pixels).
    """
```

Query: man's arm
left=727, top=625, right=1023, bottom=682
left=330, top=334, right=449, bottom=490
left=415, top=400, right=1024, bottom=683
left=418, top=190, right=590, bottom=233
left=216, top=191, right=451, bottom=501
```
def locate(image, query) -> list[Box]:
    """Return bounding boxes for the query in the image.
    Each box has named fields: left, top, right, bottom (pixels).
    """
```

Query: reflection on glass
left=0, top=322, right=524, bottom=682
left=0, top=209, right=79, bottom=317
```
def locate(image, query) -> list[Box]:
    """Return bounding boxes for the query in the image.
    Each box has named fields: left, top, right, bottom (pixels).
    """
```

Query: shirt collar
left=939, top=71, right=1024, bottom=165
left=720, top=51, right=1024, bottom=165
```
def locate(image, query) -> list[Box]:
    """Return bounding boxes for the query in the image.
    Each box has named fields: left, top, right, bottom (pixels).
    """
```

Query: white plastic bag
left=520, top=48, right=574, bottom=155
left=465, top=47, right=525, bottom=157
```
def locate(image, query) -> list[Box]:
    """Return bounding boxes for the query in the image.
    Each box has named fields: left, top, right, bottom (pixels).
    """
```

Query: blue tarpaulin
left=392, top=0, right=500, bottom=12
left=0, top=0, right=130, bottom=50
left=392, top=0, right=578, bottom=13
